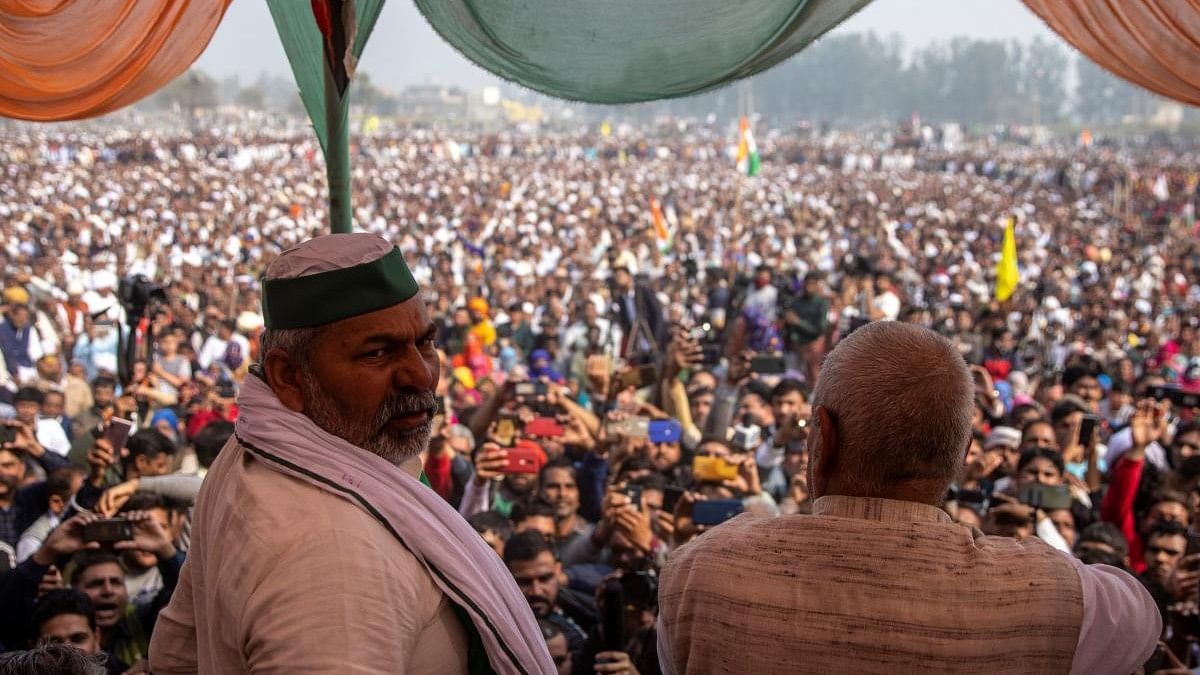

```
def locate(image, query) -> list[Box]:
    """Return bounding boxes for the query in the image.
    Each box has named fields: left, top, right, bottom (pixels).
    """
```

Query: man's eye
left=364, top=349, right=388, bottom=359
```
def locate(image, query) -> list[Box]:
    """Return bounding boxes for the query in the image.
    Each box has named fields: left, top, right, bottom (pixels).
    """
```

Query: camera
left=731, top=416, right=762, bottom=452
left=118, top=274, right=166, bottom=320
left=619, top=570, right=658, bottom=610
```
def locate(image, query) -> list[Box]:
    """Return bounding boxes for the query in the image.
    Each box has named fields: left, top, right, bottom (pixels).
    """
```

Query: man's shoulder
left=197, top=442, right=422, bottom=566
left=664, top=513, right=779, bottom=577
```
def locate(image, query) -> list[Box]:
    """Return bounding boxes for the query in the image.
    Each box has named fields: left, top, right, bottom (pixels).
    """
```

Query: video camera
left=116, top=274, right=166, bottom=387
left=118, top=274, right=166, bottom=320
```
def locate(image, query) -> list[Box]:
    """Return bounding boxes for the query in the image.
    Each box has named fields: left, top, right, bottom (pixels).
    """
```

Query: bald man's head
left=808, top=321, right=974, bottom=502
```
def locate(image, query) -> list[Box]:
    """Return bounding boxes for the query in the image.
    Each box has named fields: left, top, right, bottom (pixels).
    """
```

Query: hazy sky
left=195, top=0, right=1063, bottom=91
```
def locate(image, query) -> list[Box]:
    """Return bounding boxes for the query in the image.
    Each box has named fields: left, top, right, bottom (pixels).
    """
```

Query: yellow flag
left=600, top=120, right=612, bottom=137
left=995, top=217, right=1019, bottom=301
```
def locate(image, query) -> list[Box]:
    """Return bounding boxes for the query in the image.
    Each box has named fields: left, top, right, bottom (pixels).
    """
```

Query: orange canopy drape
left=0, top=0, right=231, bottom=121
left=1023, top=0, right=1200, bottom=107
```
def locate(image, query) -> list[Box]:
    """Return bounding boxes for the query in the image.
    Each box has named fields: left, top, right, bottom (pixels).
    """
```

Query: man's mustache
left=527, top=595, right=552, bottom=608
left=375, top=390, right=438, bottom=430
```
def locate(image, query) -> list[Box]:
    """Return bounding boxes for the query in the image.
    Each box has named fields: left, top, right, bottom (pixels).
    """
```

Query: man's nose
left=394, top=350, right=437, bottom=391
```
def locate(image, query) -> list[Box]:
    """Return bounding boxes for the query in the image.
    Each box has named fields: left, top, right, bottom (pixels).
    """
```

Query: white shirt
left=1106, top=426, right=1168, bottom=470
left=743, top=285, right=779, bottom=321
left=873, top=291, right=901, bottom=321
left=36, top=417, right=70, bottom=456
left=197, top=335, right=228, bottom=370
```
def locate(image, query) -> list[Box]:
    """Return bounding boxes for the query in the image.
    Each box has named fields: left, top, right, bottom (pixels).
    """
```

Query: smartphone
left=692, top=455, right=739, bottom=482
left=662, top=485, right=686, bottom=514
left=700, top=344, right=723, bottom=365
left=647, top=419, right=682, bottom=444
left=692, top=499, right=745, bottom=526
left=495, top=414, right=518, bottom=447
left=600, top=578, right=625, bottom=652
left=606, top=416, right=649, bottom=439
left=749, top=354, right=787, bottom=375
left=1017, top=483, right=1073, bottom=511
left=102, top=417, right=134, bottom=452
left=1077, top=414, right=1099, bottom=446
left=619, top=364, right=658, bottom=390
left=0, top=424, right=15, bottom=446
left=623, top=483, right=643, bottom=512
left=524, top=417, right=564, bottom=438
left=500, top=441, right=546, bottom=474
left=514, top=382, right=547, bottom=398
left=83, top=518, right=134, bottom=544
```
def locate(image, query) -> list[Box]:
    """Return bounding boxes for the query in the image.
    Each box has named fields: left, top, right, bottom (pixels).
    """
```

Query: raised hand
left=114, top=510, right=176, bottom=560
left=2, top=420, right=45, bottom=458
left=472, top=443, right=509, bottom=485
left=32, top=513, right=99, bottom=566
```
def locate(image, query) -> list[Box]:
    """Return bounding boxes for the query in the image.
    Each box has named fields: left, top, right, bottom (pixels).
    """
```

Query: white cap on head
left=93, top=270, right=117, bottom=290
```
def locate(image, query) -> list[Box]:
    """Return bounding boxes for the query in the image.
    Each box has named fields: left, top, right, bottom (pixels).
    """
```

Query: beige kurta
left=659, top=495, right=1087, bottom=674
left=149, top=440, right=468, bottom=674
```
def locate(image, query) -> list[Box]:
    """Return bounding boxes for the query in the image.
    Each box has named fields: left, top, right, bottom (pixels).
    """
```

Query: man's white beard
left=298, top=370, right=433, bottom=466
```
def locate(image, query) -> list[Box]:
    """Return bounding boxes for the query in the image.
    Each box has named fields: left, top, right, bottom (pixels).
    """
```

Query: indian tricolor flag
left=736, top=116, right=760, bottom=177
left=650, top=198, right=671, bottom=252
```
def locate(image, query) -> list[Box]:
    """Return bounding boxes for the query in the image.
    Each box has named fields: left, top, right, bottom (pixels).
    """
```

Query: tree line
left=141, top=33, right=1193, bottom=129
left=622, top=33, right=1192, bottom=129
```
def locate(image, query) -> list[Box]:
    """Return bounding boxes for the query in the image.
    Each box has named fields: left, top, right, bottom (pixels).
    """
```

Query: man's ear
left=262, top=347, right=305, bottom=413
left=809, top=405, right=839, bottom=498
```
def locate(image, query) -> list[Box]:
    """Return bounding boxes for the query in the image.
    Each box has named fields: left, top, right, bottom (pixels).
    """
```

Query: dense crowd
left=1, top=119, right=1199, bottom=672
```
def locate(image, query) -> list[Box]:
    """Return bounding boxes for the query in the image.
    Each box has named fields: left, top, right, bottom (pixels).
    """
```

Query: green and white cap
left=261, top=233, right=418, bottom=330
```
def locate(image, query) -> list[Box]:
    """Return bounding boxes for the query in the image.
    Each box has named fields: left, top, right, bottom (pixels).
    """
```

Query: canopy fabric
left=268, top=0, right=386, bottom=234
left=1023, top=0, right=1200, bottom=107
left=0, top=0, right=231, bottom=122
left=413, top=0, right=872, bottom=104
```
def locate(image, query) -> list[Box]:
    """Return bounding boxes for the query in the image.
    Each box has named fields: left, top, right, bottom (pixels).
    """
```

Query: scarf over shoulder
left=235, top=374, right=554, bottom=675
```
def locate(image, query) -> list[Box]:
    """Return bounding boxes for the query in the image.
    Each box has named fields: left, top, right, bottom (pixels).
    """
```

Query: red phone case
left=524, top=417, right=564, bottom=438
left=503, top=441, right=547, bottom=474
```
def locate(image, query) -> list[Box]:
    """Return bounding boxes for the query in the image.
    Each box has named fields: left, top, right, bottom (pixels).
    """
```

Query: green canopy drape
left=414, top=0, right=873, bottom=104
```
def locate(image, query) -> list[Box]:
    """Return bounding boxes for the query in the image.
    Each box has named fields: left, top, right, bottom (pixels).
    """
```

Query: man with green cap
left=150, top=233, right=554, bottom=674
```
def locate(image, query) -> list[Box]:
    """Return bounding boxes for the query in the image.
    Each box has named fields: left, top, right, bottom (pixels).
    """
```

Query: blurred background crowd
left=0, top=119, right=1198, bottom=672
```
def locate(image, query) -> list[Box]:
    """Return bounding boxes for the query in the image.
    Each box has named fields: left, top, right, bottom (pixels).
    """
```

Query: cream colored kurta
left=149, top=440, right=468, bottom=674
left=659, top=495, right=1158, bottom=675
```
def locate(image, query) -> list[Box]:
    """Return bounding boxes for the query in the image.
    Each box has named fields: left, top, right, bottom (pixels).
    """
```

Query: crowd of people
left=0, top=118, right=1199, bottom=672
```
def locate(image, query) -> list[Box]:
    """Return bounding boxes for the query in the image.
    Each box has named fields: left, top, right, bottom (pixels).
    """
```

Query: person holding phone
left=0, top=418, right=72, bottom=548
left=657, top=322, right=1159, bottom=675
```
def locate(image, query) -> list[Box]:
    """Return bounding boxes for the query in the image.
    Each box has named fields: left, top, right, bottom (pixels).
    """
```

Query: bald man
left=657, top=322, right=1159, bottom=675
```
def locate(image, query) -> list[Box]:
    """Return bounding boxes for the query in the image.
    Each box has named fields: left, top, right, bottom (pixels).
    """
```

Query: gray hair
left=449, top=424, right=476, bottom=448
left=811, top=321, right=973, bottom=497
left=258, top=326, right=326, bottom=369
left=0, top=643, right=108, bottom=675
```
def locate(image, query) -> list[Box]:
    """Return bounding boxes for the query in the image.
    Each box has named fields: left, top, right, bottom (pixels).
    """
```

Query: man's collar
left=811, top=495, right=951, bottom=524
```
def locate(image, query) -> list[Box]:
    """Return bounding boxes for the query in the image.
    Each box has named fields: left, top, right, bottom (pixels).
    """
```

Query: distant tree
left=236, top=85, right=266, bottom=110
left=147, top=70, right=219, bottom=111
left=1073, top=54, right=1159, bottom=124
left=1022, top=37, right=1068, bottom=123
